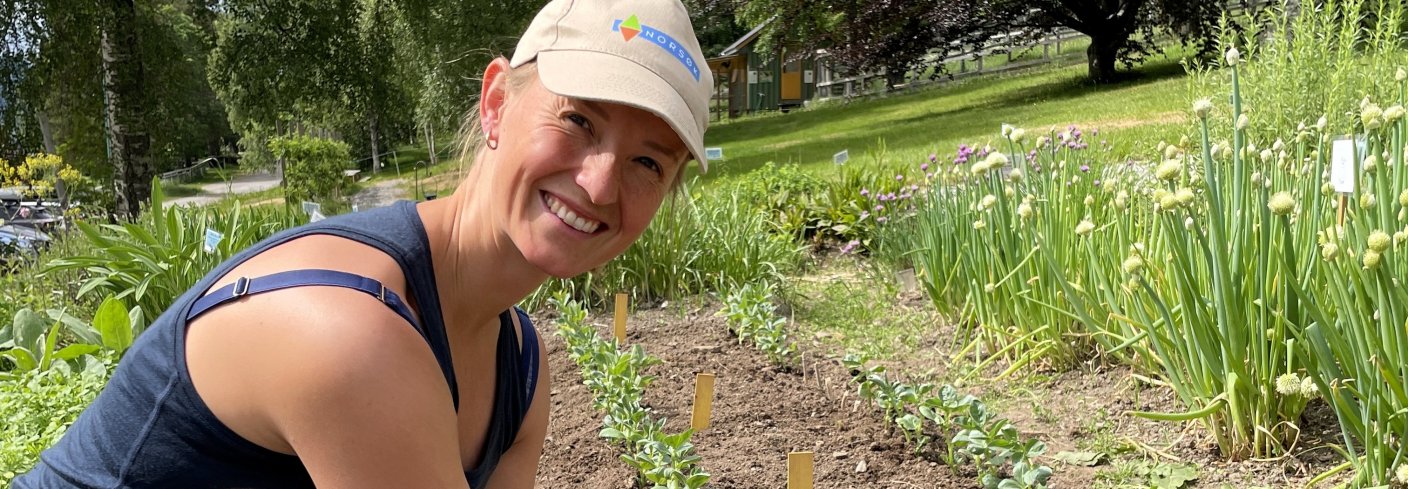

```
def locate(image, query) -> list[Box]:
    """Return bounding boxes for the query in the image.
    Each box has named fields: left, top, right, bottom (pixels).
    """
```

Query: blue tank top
left=14, top=201, right=540, bottom=488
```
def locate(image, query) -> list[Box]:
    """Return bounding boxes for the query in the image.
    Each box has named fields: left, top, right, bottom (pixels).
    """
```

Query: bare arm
left=211, top=288, right=471, bottom=488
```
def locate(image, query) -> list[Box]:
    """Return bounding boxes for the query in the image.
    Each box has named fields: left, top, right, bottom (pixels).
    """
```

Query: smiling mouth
left=543, top=192, right=605, bottom=234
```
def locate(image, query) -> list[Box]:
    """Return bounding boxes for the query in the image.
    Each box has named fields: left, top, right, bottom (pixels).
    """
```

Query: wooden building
left=706, top=20, right=818, bottom=119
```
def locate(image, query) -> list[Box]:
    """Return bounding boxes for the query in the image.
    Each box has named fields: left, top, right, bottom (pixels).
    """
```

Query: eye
left=635, top=157, right=662, bottom=175
left=566, top=113, right=591, bottom=132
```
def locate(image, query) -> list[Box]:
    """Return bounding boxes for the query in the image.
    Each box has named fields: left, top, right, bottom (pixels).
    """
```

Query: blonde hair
left=453, top=59, right=688, bottom=191
left=454, top=60, right=541, bottom=168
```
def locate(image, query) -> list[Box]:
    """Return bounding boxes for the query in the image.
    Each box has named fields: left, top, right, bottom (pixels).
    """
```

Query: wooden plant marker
left=788, top=451, right=814, bottom=489
left=691, top=373, right=716, bottom=430
left=613, top=293, right=628, bottom=345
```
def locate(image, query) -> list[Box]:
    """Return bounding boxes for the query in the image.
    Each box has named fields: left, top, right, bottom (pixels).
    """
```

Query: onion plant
left=881, top=27, right=1408, bottom=481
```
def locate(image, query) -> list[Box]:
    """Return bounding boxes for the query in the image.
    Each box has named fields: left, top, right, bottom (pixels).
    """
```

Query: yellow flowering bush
left=0, top=153, right=87, bottom=199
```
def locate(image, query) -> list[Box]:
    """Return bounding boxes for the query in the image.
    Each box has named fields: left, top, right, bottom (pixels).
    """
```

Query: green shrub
left=0, top=361, right=111, bottom=484
left=269, top=135, right=353, bottom=206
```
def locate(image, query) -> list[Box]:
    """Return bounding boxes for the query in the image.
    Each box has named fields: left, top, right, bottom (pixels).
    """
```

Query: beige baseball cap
left=511, top=0, right=713, bottom=170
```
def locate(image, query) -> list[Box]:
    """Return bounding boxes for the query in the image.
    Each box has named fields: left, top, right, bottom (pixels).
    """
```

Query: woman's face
left=482, top=62, right=690, bottom=278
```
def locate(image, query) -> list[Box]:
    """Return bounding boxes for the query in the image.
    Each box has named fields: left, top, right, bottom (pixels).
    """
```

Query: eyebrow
left=643, top=139, right=687, bottom=163
left=579, top=99, right=687, bottom=163
left=579, top=100, right=613, bottom=123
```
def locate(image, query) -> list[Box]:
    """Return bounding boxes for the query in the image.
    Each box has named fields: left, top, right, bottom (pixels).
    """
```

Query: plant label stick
left=787, top=451, right=814, bottom=489
left=203, top=228, right=223, bottom=254
left=896, top=268, right=917, bottom=293
left=705, top=147, right=724, bottom=161
left=833, top=150, right=849, bottom=165
left=614, top=292, right=628, bottom=345
left=691, top=373, right=716, bottom=430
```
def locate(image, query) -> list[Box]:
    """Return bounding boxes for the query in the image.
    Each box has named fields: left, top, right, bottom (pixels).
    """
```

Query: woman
left=15, top=0, right=713, bottom=487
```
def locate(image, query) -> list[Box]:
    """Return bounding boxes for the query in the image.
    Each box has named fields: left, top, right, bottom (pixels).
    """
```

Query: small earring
left=486, top=138, right=498, bottom=150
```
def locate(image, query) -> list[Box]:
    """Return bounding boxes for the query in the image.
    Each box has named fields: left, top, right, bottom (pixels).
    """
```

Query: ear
left=480, top=57, right=512, bottom=145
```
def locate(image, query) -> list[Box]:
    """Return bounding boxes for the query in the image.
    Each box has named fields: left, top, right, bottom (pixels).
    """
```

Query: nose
left=576, top=152, right=620, bottom=206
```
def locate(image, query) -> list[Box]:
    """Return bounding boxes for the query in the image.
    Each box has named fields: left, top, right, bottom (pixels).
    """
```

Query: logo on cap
left=611, top=14, right=701, bottom=81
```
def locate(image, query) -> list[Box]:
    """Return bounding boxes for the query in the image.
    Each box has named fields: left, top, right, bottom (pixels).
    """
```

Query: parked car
left=0, top=223, right=52, bottom=257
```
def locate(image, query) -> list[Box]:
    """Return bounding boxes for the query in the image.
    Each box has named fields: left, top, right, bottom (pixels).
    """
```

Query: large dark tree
left=738, top=0, right=981, bottom=88
left=739, top=0, right=1237, bottom=84
left=981, top=0, right=1236, bottom=82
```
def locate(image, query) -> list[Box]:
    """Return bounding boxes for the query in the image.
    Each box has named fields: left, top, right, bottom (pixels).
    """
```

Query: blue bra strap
left=186, top=269, right=421, bottom=334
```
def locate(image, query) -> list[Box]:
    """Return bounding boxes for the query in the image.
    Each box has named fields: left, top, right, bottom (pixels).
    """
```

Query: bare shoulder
left=185, top=275, right=465, bottom=486
left=184, top=234, right=461, bottom=479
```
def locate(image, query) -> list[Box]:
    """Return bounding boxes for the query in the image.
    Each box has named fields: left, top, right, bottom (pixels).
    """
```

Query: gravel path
left=165, top=172, right=282, bottom=207
left=350, top=179, right=409, bottom=211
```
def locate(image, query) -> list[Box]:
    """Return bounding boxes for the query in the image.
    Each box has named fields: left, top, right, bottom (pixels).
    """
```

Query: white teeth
left=545, top=194, right=602, bottom=234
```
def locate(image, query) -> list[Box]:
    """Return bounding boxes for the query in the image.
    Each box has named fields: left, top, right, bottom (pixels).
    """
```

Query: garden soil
left=538, top=303, right=986, bottom=488
left=535, top=294, right=1351, bottom=488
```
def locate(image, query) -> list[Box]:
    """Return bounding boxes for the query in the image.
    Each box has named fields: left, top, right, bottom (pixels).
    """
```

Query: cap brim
left=535, top=50, right=707, bottom=172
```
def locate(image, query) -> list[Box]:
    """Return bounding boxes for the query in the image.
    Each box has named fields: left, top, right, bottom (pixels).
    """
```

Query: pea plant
left=842, top=354, right=1053, bottom=489
left=550, top=293, right=710, bottom=489
left=718, top=281, right=795, bottom=366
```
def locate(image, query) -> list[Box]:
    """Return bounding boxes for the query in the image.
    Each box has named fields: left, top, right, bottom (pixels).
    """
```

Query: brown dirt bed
left=535, top=292, right=1351, bottom=488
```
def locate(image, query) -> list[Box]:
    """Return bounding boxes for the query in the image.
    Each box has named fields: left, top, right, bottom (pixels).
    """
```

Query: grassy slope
left=694, top=55, right=1195, bottom=184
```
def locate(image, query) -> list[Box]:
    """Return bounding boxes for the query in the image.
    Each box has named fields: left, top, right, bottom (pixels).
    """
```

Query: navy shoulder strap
left=187, top=269, right=419, bottom=328
left=513, top=308, right=540, bottom=409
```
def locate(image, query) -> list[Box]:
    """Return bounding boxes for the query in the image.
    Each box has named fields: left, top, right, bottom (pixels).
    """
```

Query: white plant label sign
left=1330, top=136, right=1366, bottom=194
left=705, top=147, right=724, bottom=161
left=203, top=228, right=223, bottom=254
left=309, top=210, right=326, bottom=223
left=301, top=201, right=322, bottom=215
left=834, top=150, right=849, bottom=165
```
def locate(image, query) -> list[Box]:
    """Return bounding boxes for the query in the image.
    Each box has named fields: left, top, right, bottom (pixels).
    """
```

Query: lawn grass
left=692, top=52, right=1197, bottom=184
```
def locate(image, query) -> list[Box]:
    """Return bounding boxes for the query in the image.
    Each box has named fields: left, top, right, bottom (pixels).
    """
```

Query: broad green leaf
left=129, top=306, right=148, bottom=336
left=4, top=347, right=38, bottom=371
left=55, top=344, right=102, bottom=361
left=94, top=296, right=134, bottom=353
left=13, top=308, right=47, bottom=353
left=47, top=308, right=102, bottom=345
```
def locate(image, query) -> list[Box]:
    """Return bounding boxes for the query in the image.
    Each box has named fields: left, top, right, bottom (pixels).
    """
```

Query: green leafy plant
left=718, top=281, right=796, bottom=367
left=0, top=360, right=111, bottom=485
left=843, top=354, right=1052, bottom=488
left=550, top=293, right=710, bottom=489
left=44, top=177, right=305, bottom=322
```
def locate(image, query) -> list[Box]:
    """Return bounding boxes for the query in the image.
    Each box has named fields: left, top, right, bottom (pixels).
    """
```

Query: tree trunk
left=1086, top=33, right=1122, bottom=83
left=425, top=124, right=437, bottom=166
left=36, top=109, right=56, bottom=154
left=369, top=112, right=381, bottom=174
left=101, top=0, right=152, bottom=220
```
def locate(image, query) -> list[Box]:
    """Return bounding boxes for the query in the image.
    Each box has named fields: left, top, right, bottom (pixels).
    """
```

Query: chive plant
left=882, top=38, right=1408, bottom=481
